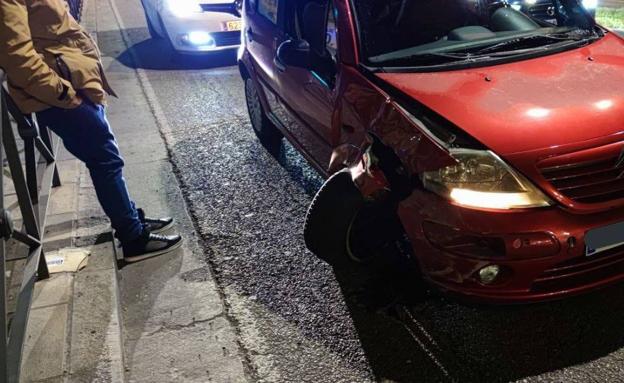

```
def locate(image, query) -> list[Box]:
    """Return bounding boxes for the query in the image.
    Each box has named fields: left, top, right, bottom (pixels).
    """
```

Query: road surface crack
left=145, top=312, right=226, bottom=337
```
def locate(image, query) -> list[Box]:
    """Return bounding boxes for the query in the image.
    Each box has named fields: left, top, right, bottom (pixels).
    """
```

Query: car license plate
left=585, top=221, right=624, bottom=256
left=225, top=21, right=242, bottom=31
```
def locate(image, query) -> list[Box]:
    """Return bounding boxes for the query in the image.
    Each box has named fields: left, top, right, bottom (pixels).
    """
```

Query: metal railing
left=0, top=72, right=62, bottom=383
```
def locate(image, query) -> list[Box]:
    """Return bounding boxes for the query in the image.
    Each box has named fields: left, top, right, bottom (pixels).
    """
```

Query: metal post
left=24, top=138, right=38, bottom=205
left=3, top=121, right=40, bottom=240
left=0, top=74, right=9, bottom=383
left=38, top=125, right=61, bottom=187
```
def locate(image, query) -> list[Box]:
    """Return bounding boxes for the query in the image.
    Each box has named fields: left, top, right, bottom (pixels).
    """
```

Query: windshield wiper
left=375, top=50, right=533, bottom=67
left=371, top=29, right=602, bottom=68
left=373, top=52, right=486, bottom=66
left=475, top=30, right=597, bottom=55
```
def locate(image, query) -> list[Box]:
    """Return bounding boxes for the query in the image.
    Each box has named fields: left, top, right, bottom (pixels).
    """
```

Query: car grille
left=213, top=31, right=241, bottom=47
left=539, top=152, right=624, bottom=204
left=531, top=246, right=624, bottom=293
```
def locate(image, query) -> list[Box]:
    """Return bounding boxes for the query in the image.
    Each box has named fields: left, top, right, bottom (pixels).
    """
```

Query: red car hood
left=376, top=33, right=624, bottom=156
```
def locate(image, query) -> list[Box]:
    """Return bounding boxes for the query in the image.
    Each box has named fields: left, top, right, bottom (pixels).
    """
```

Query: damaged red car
left=238, top=0, right=624, bottom=303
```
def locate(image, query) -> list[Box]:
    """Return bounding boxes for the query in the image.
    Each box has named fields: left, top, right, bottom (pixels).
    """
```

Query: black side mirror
left=275, top=39, right=311, bottom=71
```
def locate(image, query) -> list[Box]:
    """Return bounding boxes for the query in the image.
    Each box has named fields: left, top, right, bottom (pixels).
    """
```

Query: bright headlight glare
left=422, top=149, right=552, bottom=210
left=187, top=31, right=214, bottom=46
left=582, top=0, right=598, bottom=9
left=166, top=0, right=202, bottom=16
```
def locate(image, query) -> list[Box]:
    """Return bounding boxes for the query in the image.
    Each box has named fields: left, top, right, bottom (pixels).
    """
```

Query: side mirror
left=275, top=39, right=311, bottom=71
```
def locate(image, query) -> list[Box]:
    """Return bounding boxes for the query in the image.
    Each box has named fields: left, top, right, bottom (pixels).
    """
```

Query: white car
left=141, top=0, right=242, bottom=54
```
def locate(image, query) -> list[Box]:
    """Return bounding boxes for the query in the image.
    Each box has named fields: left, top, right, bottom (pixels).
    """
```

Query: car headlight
left=165, top=0, right=202, bottom=17
left=422, top=149, right=552, bottom=210
left=582, top=0, right=598, bottom=10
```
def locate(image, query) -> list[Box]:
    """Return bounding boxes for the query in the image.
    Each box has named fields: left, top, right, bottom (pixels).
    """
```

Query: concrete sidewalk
left=18, top=0, right=250, bottom=381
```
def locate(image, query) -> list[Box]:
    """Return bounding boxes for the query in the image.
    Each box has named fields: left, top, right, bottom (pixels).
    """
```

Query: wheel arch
left=238, top=60, right=251, bottom=80
left=330, top=132, right=415, bottom=202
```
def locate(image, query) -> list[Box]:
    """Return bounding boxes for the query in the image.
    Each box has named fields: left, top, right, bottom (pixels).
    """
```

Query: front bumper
left=399, top=191, right=624, bottom=304
left=161, top=10, right=240, bottom=53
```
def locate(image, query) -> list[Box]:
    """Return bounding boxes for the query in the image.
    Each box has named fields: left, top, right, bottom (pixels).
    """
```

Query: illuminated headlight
left=422, top=149, right=552, bottom=210
left=582, top=0, right=598, bottom=9
left=184, top=31, right=215, bottom=47
left=165, top=0, right=202, bottom=17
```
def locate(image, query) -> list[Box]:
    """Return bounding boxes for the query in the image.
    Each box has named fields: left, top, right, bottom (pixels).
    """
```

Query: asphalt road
left=110, top=2, right=624, bottom=381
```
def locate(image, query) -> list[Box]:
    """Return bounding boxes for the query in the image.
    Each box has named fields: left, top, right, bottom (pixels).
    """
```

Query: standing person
left=0, top=0, right=183, bottom=262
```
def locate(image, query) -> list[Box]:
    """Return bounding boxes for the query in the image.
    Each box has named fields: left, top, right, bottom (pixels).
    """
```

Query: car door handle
left=246, top=28, right=254, bottom=42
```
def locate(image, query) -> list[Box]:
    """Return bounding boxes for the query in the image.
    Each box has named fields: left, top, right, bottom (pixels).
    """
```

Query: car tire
left=304, top=170, right=366, bottom=265
left=305, top=169, right=408, bottom=266
left=244, top=77, right=283, bottom=155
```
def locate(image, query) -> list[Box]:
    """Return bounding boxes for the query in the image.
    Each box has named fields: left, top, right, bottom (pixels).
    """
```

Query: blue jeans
left=36, top=103, right=143, bottom=244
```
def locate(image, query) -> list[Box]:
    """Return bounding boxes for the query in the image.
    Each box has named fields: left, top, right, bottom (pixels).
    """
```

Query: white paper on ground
left=45, top=248, right=90, bottom=273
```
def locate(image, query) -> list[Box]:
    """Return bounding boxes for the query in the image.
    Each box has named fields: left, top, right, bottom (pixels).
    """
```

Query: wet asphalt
left=108, top=3, right=624, bottom=381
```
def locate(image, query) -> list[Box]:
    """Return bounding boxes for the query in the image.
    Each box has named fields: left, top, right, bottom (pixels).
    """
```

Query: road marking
left=400, top=306, right=456, bottom=382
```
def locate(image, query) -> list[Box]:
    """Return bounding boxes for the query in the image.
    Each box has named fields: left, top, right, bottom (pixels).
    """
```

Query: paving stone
left=123, top=160, right=182, bottom=217
left=31, top=273, right=73, bottom=309
left=123, top=317, right=247, bottom=383
left=43, top=213, right=75, bottom=252
left=106, top=109, right=158, bottom=138
left=117, top=132, right=169, bottom=164
left=4, top=193, right=22, bottom=221
left=76, top=185, right=105, bottom=219
left=83, top=242, right=117, bottom=272
left=47, top=183, right=79, bottom=216
left=20, top=304, right=69, bottom=382
left=120, top=246, right=224, bottom=337
left=30, top=375, right=64, bottom=383
left=55, top=160, right=81, bottom=185
left=100, top=56, right=136, bottom=76
left=70, top=268, right=124, bottom=383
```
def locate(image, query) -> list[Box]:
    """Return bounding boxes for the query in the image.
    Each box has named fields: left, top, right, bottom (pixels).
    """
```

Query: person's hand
left=68, top=95, right=83, bottom=109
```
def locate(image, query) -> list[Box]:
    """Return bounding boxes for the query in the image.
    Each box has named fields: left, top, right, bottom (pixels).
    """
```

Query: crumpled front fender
left=328, top=135, right=395, bottom=201
left=329, top=67, right=461, bottom=201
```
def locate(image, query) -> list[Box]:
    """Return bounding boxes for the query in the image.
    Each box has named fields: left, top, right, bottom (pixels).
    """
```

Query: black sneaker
left=137, top=208, right=174, bottom=233
left=122, top=230, right=183, bottom=263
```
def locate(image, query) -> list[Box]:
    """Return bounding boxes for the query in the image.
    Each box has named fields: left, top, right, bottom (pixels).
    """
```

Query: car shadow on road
left=106, top=27, right=238, bottom=71
left=334, top=251, right=624, bottom=382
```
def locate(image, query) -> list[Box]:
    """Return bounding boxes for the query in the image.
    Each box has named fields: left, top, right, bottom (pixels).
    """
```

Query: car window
left=258, top=0, right=279, bottom=24
left=326, top=4, right=338, bottom=61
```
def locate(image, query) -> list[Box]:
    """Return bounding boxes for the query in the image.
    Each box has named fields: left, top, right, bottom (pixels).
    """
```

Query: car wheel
left=305, top=169, right=408, bottom=265
left=244, top=77, right=283, bottom=155
left=303, top=170, right=367, bottom=264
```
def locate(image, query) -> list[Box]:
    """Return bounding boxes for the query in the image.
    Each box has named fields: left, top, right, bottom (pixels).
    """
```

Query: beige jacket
left=0, top=0, right=115, bottom=113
